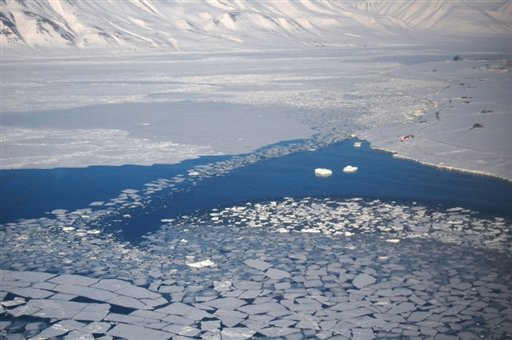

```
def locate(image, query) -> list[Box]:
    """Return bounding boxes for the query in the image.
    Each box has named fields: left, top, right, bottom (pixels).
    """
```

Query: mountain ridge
left=1, top=0, right=511, bottom=55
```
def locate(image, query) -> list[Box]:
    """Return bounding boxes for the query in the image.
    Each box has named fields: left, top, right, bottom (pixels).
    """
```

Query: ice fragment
left=342, top=165, right=358, bottom=173
left=314, top=168, right=332, bottom=177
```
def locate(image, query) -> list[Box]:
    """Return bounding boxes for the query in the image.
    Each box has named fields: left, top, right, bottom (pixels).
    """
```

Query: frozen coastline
left=358, top=55, right=512, bottom=181
left=2, top=48, right=511, bottom=182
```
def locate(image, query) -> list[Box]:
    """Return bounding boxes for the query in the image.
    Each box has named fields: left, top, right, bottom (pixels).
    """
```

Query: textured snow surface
left=1, top=196, right=511, bottom=338
left=2, top=0, right=510, bottom=55
left=2, top=49, right=511, bottom=180
left=359, top=57, right=512, bottom=181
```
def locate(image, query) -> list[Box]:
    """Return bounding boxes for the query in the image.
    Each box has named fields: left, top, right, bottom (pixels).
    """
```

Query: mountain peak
left=1, top=0, right=510, bottom=55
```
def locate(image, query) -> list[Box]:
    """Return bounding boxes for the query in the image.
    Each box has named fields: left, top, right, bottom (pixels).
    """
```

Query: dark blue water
left=117, top=140, right=512, bottom=242
left=2, top=140, right=511, bottom=243
left=0, top=155, right=230, bottom=223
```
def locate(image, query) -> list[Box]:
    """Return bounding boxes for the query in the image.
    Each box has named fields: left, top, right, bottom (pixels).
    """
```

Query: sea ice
left=201, top=320, right=220, bottom=332
left=238, top=302, right=288, bottom=315
left=164, top=324, right=201, bottom=337
left=259, top=327, right=300, bottom=337
left=352, top=274, right=376, bottom=289
left=342, top=165, right=358, bottom=173
left=213, top=280, right=232, bottom=292
left=1, top=298, right=26, bottom=307
left=244, top=259, right=272, bottom=271
left=7, top=287, right=53, bottom=299
left=10, top=299, right=110, bottom=321
left=314, top=168, right=332, bottom=177
left=80, top=322, right=112, bottom=334
left=0, top=270, right=56, bottom=283
left=221, top=327, right=256, bottom=340
left=108, top=323, right=172, bottom=340
left=51, top=285, right=118, bottom=305
left=64, top=330, right=95, bottom=340
left=1, top=195, right=511, bottom=338
left=106, top=295, right=148, bottom=310
left=155, top=302, right=212, bottom=321
left=265, top=268, right=291, bottom=280
left=352, top=328, right=375, bottom=339
left=32, top=320, right=86, bottom=339
left=49, top=274, right=99, bottom=287
left=203, top=297, right=247, bottom=310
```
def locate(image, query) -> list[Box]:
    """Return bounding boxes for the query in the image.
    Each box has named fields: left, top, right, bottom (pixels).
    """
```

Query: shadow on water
left=1, top=139, right=511, bottom=243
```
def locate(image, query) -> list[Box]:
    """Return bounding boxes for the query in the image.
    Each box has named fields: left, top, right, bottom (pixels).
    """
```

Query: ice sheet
left=2, top=49, right=510, bottom=181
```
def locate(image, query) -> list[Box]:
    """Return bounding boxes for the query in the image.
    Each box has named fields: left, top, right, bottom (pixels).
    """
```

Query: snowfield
left=2, top=48, right=511, bottom=180
left=359, top=56, right=512, bottom=180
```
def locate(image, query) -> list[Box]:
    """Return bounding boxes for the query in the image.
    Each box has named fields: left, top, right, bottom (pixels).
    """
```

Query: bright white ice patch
left=343, top=165, right=358, bottom=174
left=186, top=259, right=216, bottom=268
left=314, top=168, right=332, bottom=177
left=1, top=127, right=220, bottom=169
left=359, top=58, right=512, bottom=181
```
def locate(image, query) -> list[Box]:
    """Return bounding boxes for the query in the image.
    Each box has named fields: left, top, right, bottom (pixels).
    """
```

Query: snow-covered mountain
left=1, top=0, right=511, bottom=55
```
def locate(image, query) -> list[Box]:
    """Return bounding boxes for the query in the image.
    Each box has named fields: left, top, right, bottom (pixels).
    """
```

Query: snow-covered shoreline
left=2, top=48, right=510, bottom=182
left=358, top=56, right=512, bottom=182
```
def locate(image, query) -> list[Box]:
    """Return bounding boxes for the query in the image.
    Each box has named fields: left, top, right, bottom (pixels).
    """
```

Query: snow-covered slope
left=1, top=0, right=511, bottom=55
left=354, top=1, right=512, bottom=36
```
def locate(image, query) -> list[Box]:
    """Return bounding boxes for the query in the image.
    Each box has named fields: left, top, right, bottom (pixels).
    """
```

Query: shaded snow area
left=2, top=49, right=512, bottom=180
left=1, top=197, right=511, bottom=339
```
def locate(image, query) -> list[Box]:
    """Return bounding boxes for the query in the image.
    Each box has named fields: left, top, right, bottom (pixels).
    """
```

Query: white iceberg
left=343, top=165, right=358, bottom=173
left=314, top=168, right=332, bottom=177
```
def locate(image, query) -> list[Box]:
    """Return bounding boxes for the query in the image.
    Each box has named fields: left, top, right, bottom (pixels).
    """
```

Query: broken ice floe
left=187, top=259, right=216, bottom=269
left=53, top=138, right=324, bottom=241
left=175, top=197, right=510, bottom=252
left=314, top=168, right=332, bottom=177
left=343, top=165, right=358, bottom=173
left=1, top=196, right=511, bottom=339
